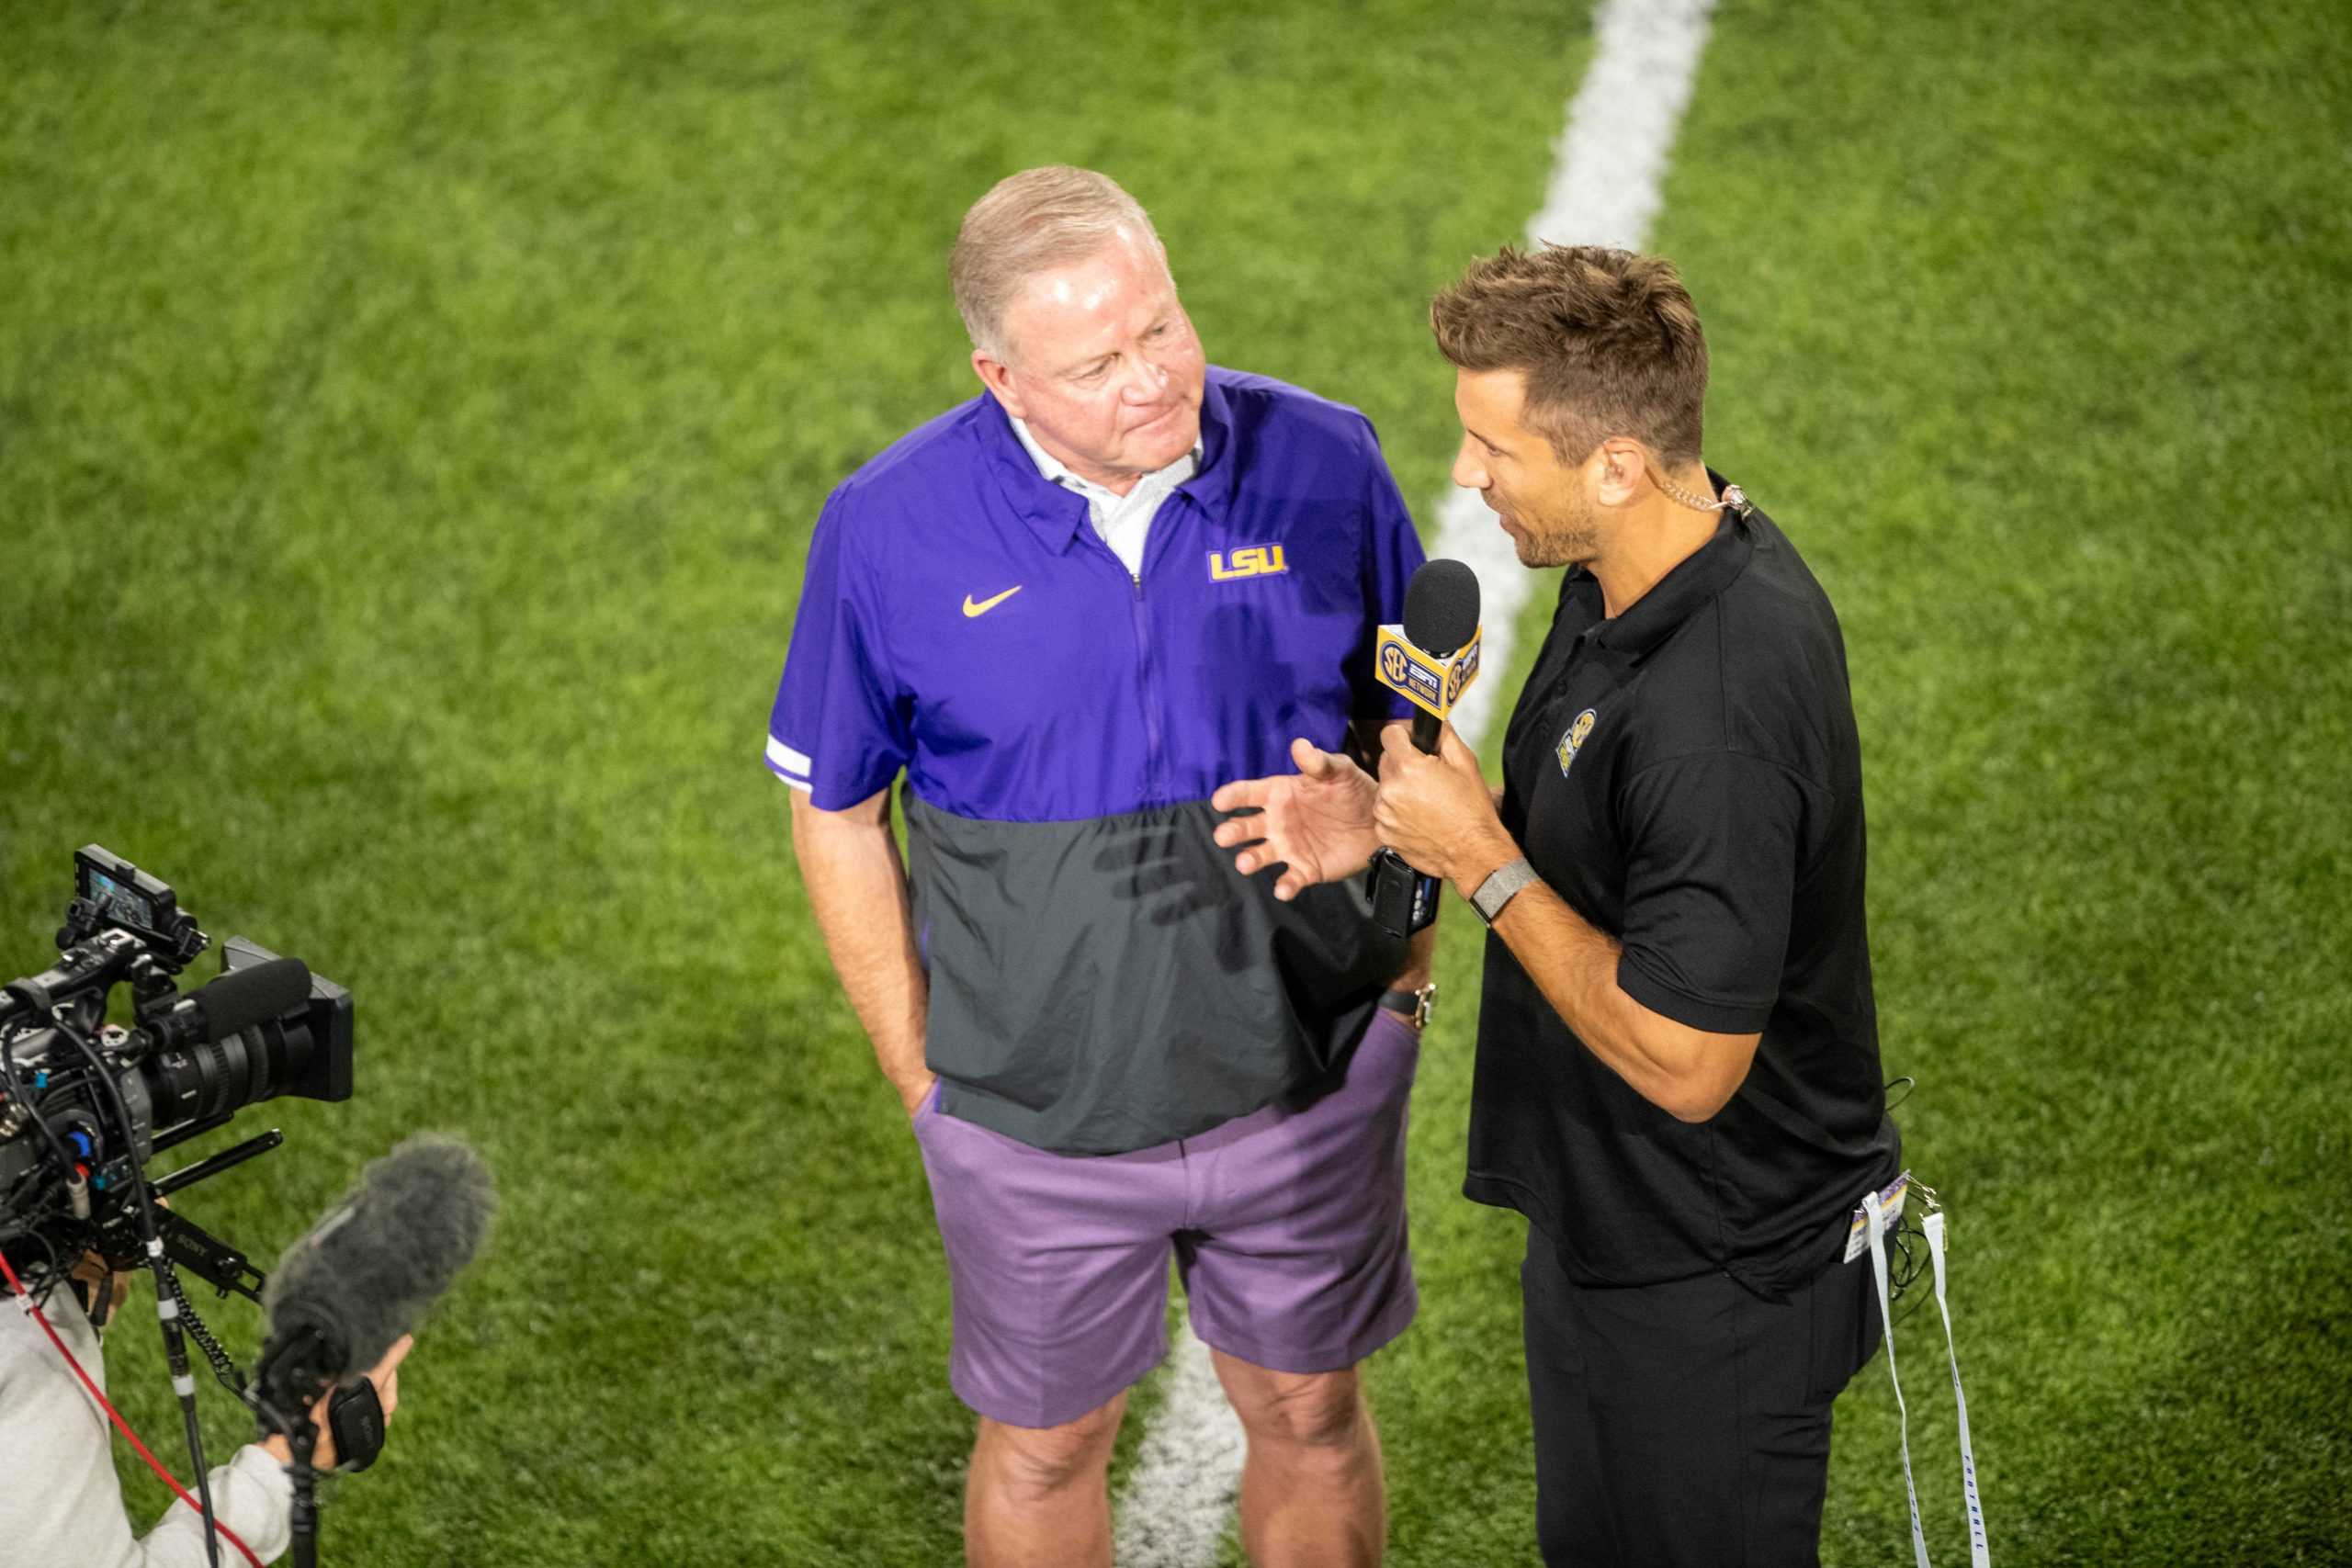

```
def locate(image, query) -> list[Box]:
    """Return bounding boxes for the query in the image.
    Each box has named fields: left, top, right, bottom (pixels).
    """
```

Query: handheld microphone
left=256, top=1134, right=495, bottom=1422
left=1368, top=560, right=1483, bottom=937
left=1388, top=559, right=1483, bottom=749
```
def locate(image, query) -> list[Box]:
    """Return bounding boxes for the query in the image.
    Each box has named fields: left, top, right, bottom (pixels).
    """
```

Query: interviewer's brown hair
left=1430, top=244, right=1709, bottom=467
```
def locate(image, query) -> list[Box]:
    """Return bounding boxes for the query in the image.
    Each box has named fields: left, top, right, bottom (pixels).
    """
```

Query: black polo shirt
left=1464, top=481, right=1900, bottom=1302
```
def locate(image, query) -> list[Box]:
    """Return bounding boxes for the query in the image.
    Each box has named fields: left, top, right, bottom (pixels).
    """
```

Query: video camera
left=0, top=845, right=352, bottom=1305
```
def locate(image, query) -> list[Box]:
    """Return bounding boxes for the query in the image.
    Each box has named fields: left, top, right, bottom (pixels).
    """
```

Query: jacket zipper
left=1127, top=566, right=1166, bottom=799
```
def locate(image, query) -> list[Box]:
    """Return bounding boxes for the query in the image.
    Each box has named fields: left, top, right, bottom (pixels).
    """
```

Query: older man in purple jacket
left=764, top=167, right=1431, bottom=1566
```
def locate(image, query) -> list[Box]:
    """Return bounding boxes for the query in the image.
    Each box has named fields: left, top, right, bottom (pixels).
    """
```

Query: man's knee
left=975, top=1398, right=1125, bottom=1502
left=1219, top=1359, right=1369, bottom=1451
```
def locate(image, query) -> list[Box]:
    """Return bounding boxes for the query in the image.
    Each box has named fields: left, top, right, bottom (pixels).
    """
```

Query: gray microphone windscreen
left=262, top=1134, right=496, bottom=1380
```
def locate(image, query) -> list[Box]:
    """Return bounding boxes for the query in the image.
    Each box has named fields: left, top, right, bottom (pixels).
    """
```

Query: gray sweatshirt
left=1, top=1287, right=292, bottom=1565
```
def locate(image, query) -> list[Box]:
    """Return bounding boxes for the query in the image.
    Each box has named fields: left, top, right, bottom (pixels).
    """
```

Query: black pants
left=1521, top=1227, right=1883, bottom=1567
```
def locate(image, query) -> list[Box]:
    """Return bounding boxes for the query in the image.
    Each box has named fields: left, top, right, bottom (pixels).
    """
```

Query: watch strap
left=1470, top=857, right=1539, bottom=925
left=1378, top=983, right=1438, bottom=1029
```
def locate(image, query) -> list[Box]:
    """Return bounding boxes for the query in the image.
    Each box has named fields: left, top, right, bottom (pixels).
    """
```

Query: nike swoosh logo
left=962, top=585, right=1022, bottom=617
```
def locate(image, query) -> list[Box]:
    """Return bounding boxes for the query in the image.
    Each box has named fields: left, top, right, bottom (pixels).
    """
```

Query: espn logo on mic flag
left=1374, top=624, right=1482, bottom=720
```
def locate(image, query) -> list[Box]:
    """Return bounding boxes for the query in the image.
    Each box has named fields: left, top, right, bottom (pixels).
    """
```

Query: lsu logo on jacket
left=1208, top=545, right=1288, bottom=581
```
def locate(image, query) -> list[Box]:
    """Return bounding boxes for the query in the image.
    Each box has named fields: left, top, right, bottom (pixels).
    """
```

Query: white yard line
left=1113, top=4, right=1719, bottom=1560
left=1111, top=1326, right=1251, bottom=1567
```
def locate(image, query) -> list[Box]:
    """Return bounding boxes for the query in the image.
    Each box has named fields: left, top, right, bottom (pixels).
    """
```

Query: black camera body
left=0, top=846, right=353, bottom=1294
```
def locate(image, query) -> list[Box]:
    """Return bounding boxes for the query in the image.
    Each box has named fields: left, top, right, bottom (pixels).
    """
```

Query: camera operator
left=0, top=1246, right=411, bottom=1567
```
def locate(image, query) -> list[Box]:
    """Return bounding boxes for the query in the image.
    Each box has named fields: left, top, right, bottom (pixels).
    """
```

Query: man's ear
left=972, top=350, right=1028, bottom=422
left=1594, top=437, right=1648, bottom=507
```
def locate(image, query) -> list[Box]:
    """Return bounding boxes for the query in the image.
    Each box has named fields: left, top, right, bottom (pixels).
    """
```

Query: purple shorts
left=912, top=1008, right=1421, bottom=1428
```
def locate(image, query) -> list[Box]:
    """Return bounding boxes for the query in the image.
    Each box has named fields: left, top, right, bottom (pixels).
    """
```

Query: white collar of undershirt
left=1008, top=414, right=1200, bottom=503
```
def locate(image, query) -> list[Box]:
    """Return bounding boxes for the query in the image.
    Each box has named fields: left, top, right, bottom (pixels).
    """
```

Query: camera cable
left=1, top=1044, right=88, bottom=1267
left=52, top=1018, right=228, bottom=1568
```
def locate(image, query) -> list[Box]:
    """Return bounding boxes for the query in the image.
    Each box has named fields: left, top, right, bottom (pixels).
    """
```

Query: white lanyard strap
left=1864, top=1190, right=1933, bottom=1568
left=1924, top=1211, right=1991, bottom=1566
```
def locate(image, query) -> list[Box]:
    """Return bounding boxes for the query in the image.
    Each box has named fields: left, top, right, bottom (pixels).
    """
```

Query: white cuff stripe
left=766, top=737, right=813, bottom=773
left=775, top=773, right=812, bottom=794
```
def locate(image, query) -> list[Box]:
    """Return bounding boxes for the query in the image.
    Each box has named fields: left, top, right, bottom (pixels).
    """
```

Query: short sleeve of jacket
left=1612, top=751, right=1807, bottom=1034
left=763, top=488, right=913, bottom=808
left=1349, top=415, right=1425, bottom=721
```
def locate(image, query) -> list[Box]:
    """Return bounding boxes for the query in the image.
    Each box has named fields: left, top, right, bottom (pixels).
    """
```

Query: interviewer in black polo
left=1211, top=244, right=1902, bottom=1566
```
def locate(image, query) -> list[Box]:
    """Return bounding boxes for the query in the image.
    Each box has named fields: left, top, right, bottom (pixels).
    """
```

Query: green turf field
left=4, top=0, right=2346, bottom=1563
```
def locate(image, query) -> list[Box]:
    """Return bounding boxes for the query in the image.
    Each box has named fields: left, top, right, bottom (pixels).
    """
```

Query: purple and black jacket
left=767, top=367, right=1424, bottom=1154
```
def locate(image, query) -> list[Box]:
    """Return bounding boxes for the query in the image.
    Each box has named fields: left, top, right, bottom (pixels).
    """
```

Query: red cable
left=1, top=1249, right=266, bottom=1568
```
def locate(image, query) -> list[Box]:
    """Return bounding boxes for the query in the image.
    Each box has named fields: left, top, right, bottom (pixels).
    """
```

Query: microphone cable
left=163, top=1262, right=253, bottom=1398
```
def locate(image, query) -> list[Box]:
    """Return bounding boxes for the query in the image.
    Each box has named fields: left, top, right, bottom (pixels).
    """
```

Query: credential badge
left=1555, top=708, right=1597, bottom=777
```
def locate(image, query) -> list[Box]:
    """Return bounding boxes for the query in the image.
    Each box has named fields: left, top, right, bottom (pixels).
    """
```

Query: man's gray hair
left=951, top=166, right=1165, bottom=361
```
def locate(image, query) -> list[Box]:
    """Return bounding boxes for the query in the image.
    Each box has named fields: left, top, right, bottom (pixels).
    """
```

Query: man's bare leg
left=1213, top=1351, right=1385, bottom=1567
left=965, top=1393, right=1126, bottom=1568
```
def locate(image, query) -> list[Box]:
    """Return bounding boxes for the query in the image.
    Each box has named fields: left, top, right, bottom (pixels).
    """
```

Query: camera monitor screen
left=74, top=846, right=170, bottom=935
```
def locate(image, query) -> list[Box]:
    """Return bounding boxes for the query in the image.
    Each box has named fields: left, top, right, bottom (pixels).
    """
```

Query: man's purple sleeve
left=764, top=489, right=913, bottom=808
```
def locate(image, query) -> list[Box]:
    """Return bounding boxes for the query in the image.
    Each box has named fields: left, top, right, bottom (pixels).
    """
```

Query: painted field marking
left=1113, top=3, right=1719, bottom=1560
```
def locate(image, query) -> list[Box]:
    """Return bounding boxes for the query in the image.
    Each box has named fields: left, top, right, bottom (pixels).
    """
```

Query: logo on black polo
left=1556, top=708, right=1597, bottom=776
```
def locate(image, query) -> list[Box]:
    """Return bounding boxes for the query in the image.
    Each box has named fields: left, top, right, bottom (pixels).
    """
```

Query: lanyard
left=1862, top=1187, right=1993, bottom=1568
left=1862, top=1190, right=1932, bottom=1568
left=1925, top=1211, right=1992, bottom=1566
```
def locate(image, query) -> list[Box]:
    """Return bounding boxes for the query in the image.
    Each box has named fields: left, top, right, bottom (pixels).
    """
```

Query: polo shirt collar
left=977, top=373, right=1241, bottom=554
left=1589, top=469, right=1756, bottom=660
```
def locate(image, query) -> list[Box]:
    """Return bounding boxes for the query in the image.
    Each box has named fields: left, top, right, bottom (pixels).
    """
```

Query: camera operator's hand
left=261, top=1334, right=413, bottom=1472
left=66, top=1250, right=134, bottom=1333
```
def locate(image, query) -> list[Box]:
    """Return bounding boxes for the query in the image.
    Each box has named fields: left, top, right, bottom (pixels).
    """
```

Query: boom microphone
left=150, top=955, right=311, bottom=1047
left=256, top=1134, right=495, bottom=1412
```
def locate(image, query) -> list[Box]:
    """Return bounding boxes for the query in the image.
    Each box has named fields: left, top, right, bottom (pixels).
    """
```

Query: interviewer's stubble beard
left=1512, top=502, right=1602, bottom=570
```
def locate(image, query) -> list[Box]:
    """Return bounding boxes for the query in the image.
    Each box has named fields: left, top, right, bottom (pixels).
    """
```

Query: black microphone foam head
left=196, top=955, right=311, bottom=1043
left=1402, top=558, right=1481, bottom=658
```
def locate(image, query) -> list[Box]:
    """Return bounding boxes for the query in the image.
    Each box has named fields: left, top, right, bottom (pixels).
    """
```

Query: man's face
left=1450, top=367, right=1600, bottom=569
left=974, top=231, right=1208, bottom=491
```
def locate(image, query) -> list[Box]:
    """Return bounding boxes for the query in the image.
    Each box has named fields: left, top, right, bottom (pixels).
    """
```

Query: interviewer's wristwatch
left=1378, top=982, right=1438, bottom=1031
left=1469, top=857, right=1539, bottom=926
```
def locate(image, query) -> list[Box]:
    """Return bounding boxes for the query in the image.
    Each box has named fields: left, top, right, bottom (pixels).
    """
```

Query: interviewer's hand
left=263, top=1334, right=413, bottom=1472
left=1211, top=738, right=1382, bottom=901
left=1375, top=722, right=1517, bottom=890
